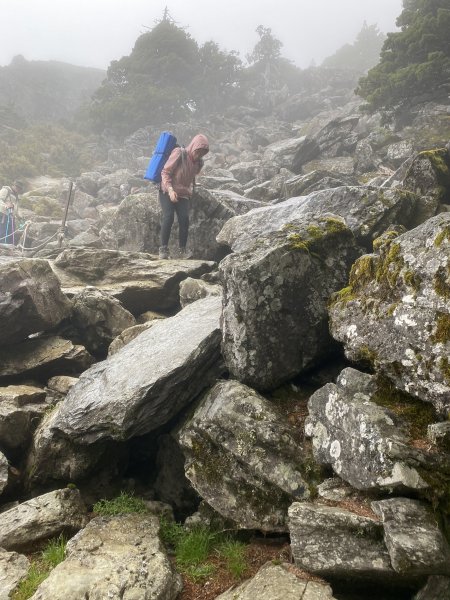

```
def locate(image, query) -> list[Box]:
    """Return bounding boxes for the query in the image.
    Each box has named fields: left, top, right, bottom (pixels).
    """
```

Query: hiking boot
left=178, top=247, right=192, bottom=259
left=158, top=246, right=169, bottom=259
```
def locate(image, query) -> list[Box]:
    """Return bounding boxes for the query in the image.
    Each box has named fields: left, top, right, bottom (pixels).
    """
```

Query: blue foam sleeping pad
left=144, top=131, right=178, bottom=184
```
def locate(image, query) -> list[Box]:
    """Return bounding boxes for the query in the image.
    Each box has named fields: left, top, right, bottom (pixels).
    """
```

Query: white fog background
left=1, top=0, right=403, bottom=70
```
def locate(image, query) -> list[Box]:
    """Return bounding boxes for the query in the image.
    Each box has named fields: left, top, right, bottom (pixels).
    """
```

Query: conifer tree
left=357, top=0, right=450, bottom=111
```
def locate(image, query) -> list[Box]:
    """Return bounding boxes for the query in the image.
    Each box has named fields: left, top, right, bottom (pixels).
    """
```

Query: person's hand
left=168, top=187, right=178, bottom=203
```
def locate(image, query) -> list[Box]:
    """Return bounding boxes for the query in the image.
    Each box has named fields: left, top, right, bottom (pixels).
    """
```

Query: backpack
left=144, top=131, right=178, bottom=184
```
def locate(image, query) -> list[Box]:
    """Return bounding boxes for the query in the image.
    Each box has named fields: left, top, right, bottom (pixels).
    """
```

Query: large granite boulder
left=29, top=515, right=182, bottom=600
left=50, top=247, right=215, bottom=314
left=0, top=548, right=30, bottom=600
left=220, top=215, right=361, bottom=390
left=372, top=498, right=450, bottom=576
left=329, top=214, right=450, bottom=416
left=0, top=258, right=71, bottom=345
left=0, top=488, right=88, bottom=551
left=305, top=368, right=429, bottom=493
left=179, top=380, right=312, bottom=531
left=216, top=562, right=337, bottom=600
left=217, top=186, right=418, bottom=253
left=288, top=502, right=395, bottom=582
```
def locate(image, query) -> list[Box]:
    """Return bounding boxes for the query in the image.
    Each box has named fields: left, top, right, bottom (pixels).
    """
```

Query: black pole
left=58, top=181, right=73, bottom=248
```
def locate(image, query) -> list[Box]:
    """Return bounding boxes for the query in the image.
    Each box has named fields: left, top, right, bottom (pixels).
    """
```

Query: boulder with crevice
left=261, top=136, right=320, bottom=173
left=179, top=380, right=313, bottom=531
left=50, top=247, right=216, bottom=314
left=99, top=186, right=258, bottom=260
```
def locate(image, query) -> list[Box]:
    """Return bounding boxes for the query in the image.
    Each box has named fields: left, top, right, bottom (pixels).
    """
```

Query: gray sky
left=1, top=0, right=403, bottom=70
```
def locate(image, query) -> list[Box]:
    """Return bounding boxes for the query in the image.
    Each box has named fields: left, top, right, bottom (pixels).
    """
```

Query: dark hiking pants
left=159, top=190, right=189, bottom=247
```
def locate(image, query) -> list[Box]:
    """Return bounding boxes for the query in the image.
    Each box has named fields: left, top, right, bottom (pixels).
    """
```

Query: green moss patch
left=372, top=375, right=437, bottom=442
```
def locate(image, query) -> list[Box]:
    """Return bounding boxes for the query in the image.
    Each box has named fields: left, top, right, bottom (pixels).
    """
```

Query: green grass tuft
left=159, top=519, right=249, bottom=583
left=41, top=535, right=66, bottom=568
left=217, top=539, right=247, bottom=579
left=12, top=536, right=67, bottom=600
left=93, top=491, right=148, bottom=516
left=176, top=526, right=218, bottom=569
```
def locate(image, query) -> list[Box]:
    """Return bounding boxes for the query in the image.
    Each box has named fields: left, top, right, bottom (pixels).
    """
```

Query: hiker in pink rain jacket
left=159, top=134, right=209, bottom=259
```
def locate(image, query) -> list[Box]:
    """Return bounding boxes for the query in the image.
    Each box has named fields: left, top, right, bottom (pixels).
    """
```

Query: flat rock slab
left=0, top=336, right=93, bottom=381
left=50, top=247, right=216, bottom=314
left=0, top=488, right=88, bottom=551
left=216, top=562, right=337, bottom=599
left=0, top=547, right=30, bottom=600
left=29, top=514, right=182, bottom=600
left=50, top=295, right=223, bottom=443
left=288, top=502, right=394, bottom=582
left=179, top=380, right=310, bottom=532
left=0, top=258, right=71, bottom=345
left=372, top=498, right=450, bottom=576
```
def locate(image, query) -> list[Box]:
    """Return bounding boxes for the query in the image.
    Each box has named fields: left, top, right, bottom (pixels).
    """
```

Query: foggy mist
left=1, top=0, right=402, bottom=70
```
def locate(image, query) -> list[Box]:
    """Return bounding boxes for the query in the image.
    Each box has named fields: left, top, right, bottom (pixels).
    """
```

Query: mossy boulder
left=402, top=148, right=450, bottom=206
left=329, top=213, right=450, bottom=416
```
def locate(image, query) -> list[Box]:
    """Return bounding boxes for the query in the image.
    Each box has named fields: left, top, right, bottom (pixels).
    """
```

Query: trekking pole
left=11, top=211, right=15, bottom=246
left=58, top=181, right=74, bottom=248
left=5, top=210, right=11, bottom=244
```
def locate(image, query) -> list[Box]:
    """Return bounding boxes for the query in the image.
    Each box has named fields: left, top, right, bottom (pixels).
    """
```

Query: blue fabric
left=144, top=131, right=178, bottom=183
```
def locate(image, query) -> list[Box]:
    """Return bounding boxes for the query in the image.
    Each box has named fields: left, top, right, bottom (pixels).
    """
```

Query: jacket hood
left=186, top=134, right=209, bottom=156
